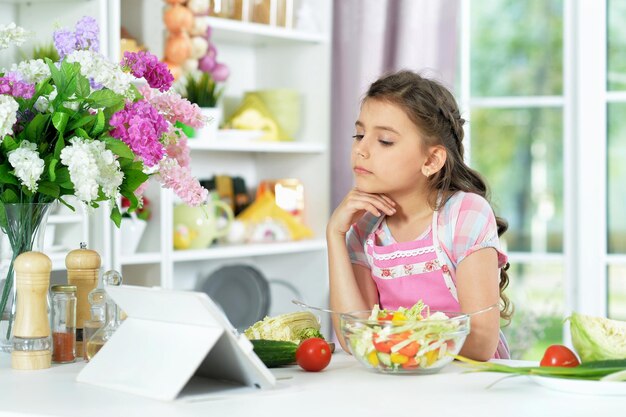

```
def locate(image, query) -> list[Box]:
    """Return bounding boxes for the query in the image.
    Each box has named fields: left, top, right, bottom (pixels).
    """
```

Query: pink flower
left=156, top=159, right=208, bottom=206
left=165, top=134, right=191, bottom=168
left=110, top=100, right=168, bottom=166
left=121, top=51, right=174, bottom=92
left=139, top=85, right=205, bottom=128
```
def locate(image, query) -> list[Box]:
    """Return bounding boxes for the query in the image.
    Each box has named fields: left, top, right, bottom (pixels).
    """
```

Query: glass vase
left=0, top=202, right=52, bottom=353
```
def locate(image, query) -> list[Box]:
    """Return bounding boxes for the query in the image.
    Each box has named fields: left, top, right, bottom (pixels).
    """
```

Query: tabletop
left=0, top=352, right=623, bottom=417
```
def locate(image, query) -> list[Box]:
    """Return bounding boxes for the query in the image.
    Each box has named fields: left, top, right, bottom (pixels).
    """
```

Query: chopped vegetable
left=343, top=301, right=467, bottom=373
left=244, top=311, right=321, bottom=343
left=569, top=312, right=626, bottom=362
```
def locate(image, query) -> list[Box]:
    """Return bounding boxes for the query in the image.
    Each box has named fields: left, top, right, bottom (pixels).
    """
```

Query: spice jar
left=50, top=285, right=77, bottom=363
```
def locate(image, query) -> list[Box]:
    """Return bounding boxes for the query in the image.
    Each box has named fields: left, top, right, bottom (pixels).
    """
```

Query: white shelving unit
left=113, top=0, right=332, bottom=333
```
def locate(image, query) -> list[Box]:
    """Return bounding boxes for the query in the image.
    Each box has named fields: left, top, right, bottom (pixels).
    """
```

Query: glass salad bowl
left=340, top=308, right=470, bottom=374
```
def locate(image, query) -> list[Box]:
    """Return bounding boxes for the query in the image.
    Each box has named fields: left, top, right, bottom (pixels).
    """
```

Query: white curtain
left=330, top=0, right=460, bottom=209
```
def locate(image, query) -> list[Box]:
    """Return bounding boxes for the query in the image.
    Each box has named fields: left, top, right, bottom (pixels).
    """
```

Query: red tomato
left=539, top=344, right=580, bottom=367
left=378, top=312, right=394, bottom=321
left=372, top=333, right=393, bottom=353
left=398, top=341, right=420, bottom=357
left=296, top=338, right=332, bottom=372
left=401, top=357, right=419, bottom=369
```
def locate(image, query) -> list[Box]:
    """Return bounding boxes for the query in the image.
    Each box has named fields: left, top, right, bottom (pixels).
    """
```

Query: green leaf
left=91, top=110, right=105, bottom=137
left=54, top=166, right=72, bottom=189
left=37, top=181, right=60, bottom=198
left=46, top=58, right=64, bottom=91
left=75, top=72, right=91, bottom=98
left=48, top=159, right=58, bottom=182
left=0, top=135, right=18, bottom=152
left=52, top=112, right=70, bottom=133
left=121, top=168, right=149, bottom=195
left=0, top=188, right=19, bottom=203
left=59, top=60, right=78, bottom=96
left=110, top=205, right=122, bottom=228
left=67, top=114, right=95, bottom=131
left=58, top=197, right=76, bottom=212
left=88, top=89, right=124, bottom=109
left=74, top=127, right=90, bottom=139
left=0, top=163, right=19, bottom=185
left=23, top=113, right=49, bottom=143
left=103, top=136, right=134, bottom=159
left=53, top=133, right=65, bottom=159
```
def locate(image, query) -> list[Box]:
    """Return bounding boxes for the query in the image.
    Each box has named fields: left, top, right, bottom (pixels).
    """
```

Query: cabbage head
left=569, top=312, right=626, bottom=362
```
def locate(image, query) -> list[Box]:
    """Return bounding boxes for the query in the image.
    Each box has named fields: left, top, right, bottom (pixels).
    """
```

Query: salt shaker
left=11, top=251, right=52, bottom=370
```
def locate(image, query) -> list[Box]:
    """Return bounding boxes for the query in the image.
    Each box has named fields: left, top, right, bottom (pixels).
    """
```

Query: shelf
left=48, top=214, right=83, bottom=225
left=171, top=239, right=327, bottom=262
left=120, top=252, right=162, bottom=265
left=206, top=17, right=328, bottom=45
left=188, top=139, right=326, bottom=154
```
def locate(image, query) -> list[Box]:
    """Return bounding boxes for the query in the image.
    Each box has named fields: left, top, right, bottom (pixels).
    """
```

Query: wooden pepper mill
left=66, top=242, right=101, bottom=357
left=11, top=251, right=52, bottom=370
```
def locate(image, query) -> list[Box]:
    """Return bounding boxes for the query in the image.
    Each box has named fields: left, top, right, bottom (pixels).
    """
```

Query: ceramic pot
left=173, top=200, right=233, bottom=249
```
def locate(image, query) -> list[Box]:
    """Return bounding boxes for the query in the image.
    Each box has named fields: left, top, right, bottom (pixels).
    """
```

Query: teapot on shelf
left=173, top=194, right=234, bottom=250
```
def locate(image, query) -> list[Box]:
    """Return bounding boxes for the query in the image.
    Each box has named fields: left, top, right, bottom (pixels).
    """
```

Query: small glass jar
left=50, top=285, right=77, bottom=363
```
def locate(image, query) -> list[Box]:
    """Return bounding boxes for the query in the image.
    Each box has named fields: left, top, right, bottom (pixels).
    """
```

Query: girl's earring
left=423, top=169, right=430, bottom=177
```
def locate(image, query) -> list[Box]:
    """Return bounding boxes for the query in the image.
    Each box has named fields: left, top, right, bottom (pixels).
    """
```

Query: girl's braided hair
left=365, top=70, right=513, bottom=322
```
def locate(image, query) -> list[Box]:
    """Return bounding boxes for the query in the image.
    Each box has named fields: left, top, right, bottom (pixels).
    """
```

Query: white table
left=0, top=352, right=623, bottom=417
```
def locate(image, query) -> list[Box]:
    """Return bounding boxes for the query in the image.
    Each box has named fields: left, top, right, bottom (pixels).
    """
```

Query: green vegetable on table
left=455, top=355, right=626, bottom=381
left=569, top=312, right=626, bottom=362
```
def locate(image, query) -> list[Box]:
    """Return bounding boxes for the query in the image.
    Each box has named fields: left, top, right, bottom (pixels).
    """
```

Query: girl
left=327, top=70, right=512, bottom=361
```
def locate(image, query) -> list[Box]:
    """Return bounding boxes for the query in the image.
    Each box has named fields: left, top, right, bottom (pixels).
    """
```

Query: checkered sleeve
left=346, top=213, right=378, bottom=268
left=450, top=192, right=508, bottom=268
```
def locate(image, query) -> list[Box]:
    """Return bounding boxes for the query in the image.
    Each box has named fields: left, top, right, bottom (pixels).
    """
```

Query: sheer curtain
left=330, top=0, right=460, bottom=209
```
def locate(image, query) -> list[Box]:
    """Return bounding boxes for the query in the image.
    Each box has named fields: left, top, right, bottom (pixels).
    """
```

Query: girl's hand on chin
left=327, top=189, right=396, bottom=236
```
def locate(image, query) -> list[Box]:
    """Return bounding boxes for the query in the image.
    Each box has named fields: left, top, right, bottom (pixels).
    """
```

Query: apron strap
left=431, top=208, right=459, bottom=302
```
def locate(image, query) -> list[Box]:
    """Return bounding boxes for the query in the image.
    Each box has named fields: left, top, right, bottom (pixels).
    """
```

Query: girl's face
left=352, top=99, right=429, bottom=196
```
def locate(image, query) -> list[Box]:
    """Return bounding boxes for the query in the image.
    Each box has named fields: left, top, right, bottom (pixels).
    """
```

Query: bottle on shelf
left=85, top=270, right=123, bottom=361
left=82, top=283, right=106, bottom=360
left=50, top=285, right=77, bottom=363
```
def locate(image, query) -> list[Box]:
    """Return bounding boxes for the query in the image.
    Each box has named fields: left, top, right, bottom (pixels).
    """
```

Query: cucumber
left=250, top=339, right=298, bottom=368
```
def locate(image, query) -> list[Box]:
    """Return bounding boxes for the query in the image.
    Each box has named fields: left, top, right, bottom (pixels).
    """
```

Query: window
left=460, top=0, right=615, bottom=359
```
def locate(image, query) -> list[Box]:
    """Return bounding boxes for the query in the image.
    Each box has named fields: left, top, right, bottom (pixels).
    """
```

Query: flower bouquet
left=0, top=17, right=208, bottom=347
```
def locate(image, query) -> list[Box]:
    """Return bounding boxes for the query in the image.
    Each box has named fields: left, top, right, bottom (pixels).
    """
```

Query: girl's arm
left=327, top=233, right=379, bottom=352
left=326, top=189, right=395, bottom=352
left=455, top=247, right=501, bottom=361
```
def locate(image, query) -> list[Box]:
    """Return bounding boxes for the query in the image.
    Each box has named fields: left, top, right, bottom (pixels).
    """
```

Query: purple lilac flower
left=121, top=51, right=174, bottom=92
left=74, top=16, right=99, bottom=52
left=53, top=28, right=76, bottom=59
left=109, top=100, right=168, bottom=166
left=0, top=74, right=35, bottom=99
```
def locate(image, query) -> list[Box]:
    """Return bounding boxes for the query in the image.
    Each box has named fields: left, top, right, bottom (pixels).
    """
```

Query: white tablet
left=76, top=285, right=276, bottom=401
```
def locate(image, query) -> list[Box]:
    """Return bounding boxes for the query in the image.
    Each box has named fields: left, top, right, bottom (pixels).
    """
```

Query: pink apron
left=364, top=209, right=511, bottom=359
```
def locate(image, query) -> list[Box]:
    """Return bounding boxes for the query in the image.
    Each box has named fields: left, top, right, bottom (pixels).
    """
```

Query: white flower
left=0, top=23, right=31, bottom=50
left=66, top=50, right=135, bottom=99
left=8, top=141, right=44, bottom=192
left=91, top=140, right=123, bottom=199
left=60, top=137, right=101, bottom=202
left=33, top=86, right=58, bottom=113
left=0, top=95, right=19, bottom=140
left=8, top=59, right=50, bottom=84
left=60, top=137, right=124, bottom=203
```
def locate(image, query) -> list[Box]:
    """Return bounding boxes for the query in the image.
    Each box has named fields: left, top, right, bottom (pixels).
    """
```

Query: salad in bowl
left=340, top=301, right=470, bottom=374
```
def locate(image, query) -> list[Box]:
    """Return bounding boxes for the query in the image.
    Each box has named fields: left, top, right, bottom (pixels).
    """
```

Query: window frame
left=459, top=0, right=609, bottom=329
